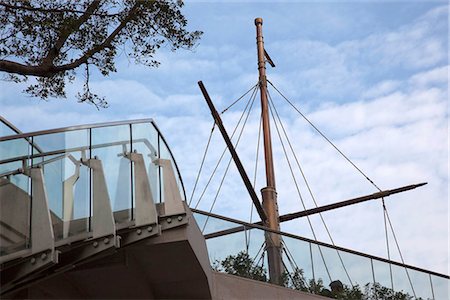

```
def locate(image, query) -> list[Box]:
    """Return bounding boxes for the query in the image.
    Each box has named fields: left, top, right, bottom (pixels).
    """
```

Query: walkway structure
left=0, top=118, right=448, bottom=299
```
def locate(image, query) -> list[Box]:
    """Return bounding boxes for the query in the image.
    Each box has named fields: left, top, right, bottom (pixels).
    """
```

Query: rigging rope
left=267, top=79, right=382, bottom=192
left=193, top=85, right=258, bottom=209
left=246, top=113, right=263, bottom=251
left=189, top=123, right=215, bottom=206
left=267, top=94, right=332, bottom=283
left=267, top=88, right=354, bottom=287
left=266, top=80, right=414, bottom=294
left=221, top=83, right=259, bottom=114
left=201, top=89, right=258, bottom=232
left=383, top=199, right=394, bottom=291
left=383, top=199, right=417, bottom=297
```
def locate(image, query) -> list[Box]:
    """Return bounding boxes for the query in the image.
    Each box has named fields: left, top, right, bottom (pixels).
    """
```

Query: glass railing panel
left=391, top=263, right=415, bottom=296
left=310, top=244, right=334, bottom=291
left=0, top=120, right=18, bottom=137
left=407, top=268, right=434, bottom=299
left=158, top=134, right=185, bottom=203
left=194, top=213, right=243, bottom=235
left=0, top=138, right=30, bottom=162
left=337, top=250, right=374, bottom=291
left=282, top=235, right=315, bottom=290
left=431, top=274, right=449, bottom=300
left=131, top=123, right=159, bottom=209
left=33, top=129, right=91, bottom=241
left=91, top=125, right=131, bottom=224
left=199, top=211, right=448, bottom=298
left=206, top=225, right=247, bottom=265
left=0, top=172, right=30, bottom=256
left=372, top=258, right=394, bottom=292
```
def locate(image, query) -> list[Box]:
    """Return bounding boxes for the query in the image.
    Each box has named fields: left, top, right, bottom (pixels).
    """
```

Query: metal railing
left=0, top=119, right=186, bottom=259
left=193, top=209, right=449, bottom=299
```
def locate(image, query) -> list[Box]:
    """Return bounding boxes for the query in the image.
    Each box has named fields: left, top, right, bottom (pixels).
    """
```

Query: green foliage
left=212, top=251, right=267, bottom=282
left=214, top=251, right=421, bottom=300
left=0, top=0, right=202, bottom=108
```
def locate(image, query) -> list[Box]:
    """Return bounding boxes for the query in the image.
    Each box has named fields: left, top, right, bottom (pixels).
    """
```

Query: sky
left=0, top=0, right=448, bottom=280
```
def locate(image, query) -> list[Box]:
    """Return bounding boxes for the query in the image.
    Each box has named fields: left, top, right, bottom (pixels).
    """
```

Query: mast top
left=255, top=17, right=263, bottom=25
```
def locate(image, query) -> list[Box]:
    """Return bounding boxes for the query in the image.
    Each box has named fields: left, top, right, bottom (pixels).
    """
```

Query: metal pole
left=255, top=17, right=283, bottom=284
left=197, top=81, right=268, bottom=223
left=200, top=182, right=427, bottom=239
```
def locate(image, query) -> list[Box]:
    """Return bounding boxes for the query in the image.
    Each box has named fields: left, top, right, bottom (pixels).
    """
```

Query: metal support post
left=126, top=151, right=158, bottom=226
left=154, top=158, right=185, bottom=216
left=81, top=158, right=116, bottom=240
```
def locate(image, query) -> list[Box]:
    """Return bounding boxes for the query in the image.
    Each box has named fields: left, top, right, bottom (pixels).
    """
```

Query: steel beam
left=199, top=182, right=427, bottom=239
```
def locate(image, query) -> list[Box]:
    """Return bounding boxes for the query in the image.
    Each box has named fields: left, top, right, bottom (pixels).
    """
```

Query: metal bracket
left=62, top=156, right=81, bottom=238
left=0, top=250, right=58, bottom=294
left=55, top=235, right=117, bottom=269
left=81, top=158, right=116, bottom=239
left=29, top=167, right=55, bottom=255
left=119, top=224, right=160, bottom=247
left=125, top=151, right=158, bottom=227
left=159, top=214, right=188, bottom=231
left=154, top=158, right=185, bottom=216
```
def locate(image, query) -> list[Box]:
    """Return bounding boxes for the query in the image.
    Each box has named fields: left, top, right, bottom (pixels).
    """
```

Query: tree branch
left=0, top=2, right=118, bottom=17
left=0, top=2, right=139, bottom=77
left=41, top=0, right=102, bottom=66
left=48, top=4, right=141, bottom=72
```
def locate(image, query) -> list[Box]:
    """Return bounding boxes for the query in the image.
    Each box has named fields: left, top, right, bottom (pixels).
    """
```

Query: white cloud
left=0, top=2, right=448, bottom=282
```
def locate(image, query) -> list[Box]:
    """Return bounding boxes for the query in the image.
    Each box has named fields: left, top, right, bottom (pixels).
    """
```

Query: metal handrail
left=0, top=118, right=186, bottom=200
left=192, top=208, right=450, bottom=280
left=0, top=118, right=154, bottom=142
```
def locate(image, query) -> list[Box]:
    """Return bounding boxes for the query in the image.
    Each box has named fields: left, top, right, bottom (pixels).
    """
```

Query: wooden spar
left=255, top=17, right=284, bottom=284
left=197, top=182, right=427, bottom=240
left=197, top=81, right=268, bottom=223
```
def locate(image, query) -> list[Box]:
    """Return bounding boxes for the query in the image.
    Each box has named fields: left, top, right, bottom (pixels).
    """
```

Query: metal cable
left=201, top=90, right=258, bottom=232
left=246, top=113, right=263, bottom=251
left=193, top=86, right=258, bottom=209
left=383, top=199, right=394, bottom=291
left=251, top=240, right=266, bottom=268
left=267, top=80, right=415, bottom=292
left=383, top=200, right=417, bottom=298
left=221, top=83, right=259, bottom=114
left=267, top=95, right=332, bottom=282
left=267, top=89, right=354, bottom=287
left=188, top=123, right=215, bottom=206
left=267, top=80, right=382, bottom=192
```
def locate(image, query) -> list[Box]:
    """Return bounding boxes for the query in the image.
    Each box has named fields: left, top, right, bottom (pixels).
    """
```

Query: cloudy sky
left=1, top=0, right=448, bottom=279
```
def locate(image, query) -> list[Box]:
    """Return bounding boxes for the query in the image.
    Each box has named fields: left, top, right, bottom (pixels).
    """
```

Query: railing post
left=155, top=158, right=185, bottom=216
left=29, top=167, right=54, bottom=254
left=126, top=151, right=158, bottom=226
left=81, top=158, right=116, bottom=239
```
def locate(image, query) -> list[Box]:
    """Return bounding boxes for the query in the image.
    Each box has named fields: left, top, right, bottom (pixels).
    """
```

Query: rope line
left=189, top=123, right=215, bottom=206
left=201, top=89, right=258, bottom=232
left=221, top=83, right=259, bottom=114
left=193, top=85, right=258, bottom=209
left=267, top=93, right=332, bottom=282
left=267, top=89, right=354, bottom=287
left=246, top=113, right=263, bottom=251
left=267, top=80, right=382, bottom=192
left=266, top=80, right=414, bottom=293
left=383, top=200, right=417, bottom=298
left=383, top=199, right=394, bottom=291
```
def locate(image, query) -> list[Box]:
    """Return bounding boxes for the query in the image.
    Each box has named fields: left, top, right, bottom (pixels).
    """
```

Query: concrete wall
left=211, top=272, right=328, bottom=300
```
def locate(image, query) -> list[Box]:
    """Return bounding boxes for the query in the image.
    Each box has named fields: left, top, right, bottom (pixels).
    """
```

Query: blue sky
left=1, top=1, right=448, bottom=276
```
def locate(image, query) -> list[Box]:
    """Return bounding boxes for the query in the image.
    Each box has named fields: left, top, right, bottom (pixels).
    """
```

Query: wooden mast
left=255, top=17, right=284, bottom=284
